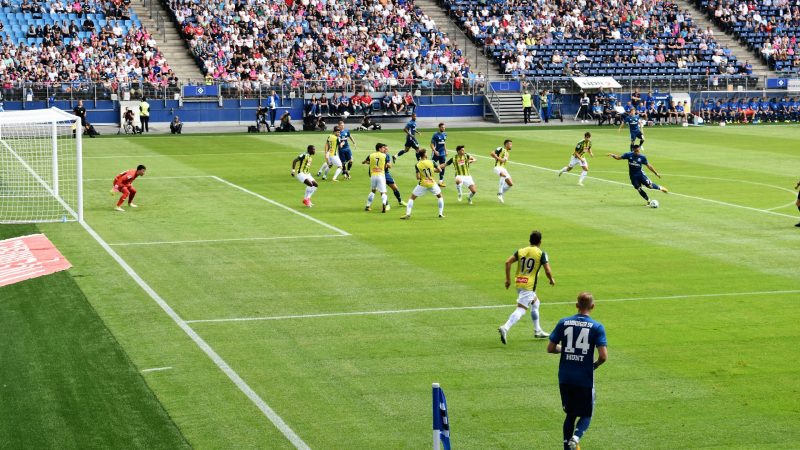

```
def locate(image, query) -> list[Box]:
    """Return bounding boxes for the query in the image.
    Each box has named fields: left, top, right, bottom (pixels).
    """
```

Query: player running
left=607, top=144, right=668, bottom=205
left=794, top=178, right=800, bottom=227
left=491, top=139, right=514, bottom=203
left=619, top=107, right=645, bottom=149
left=337, top=120, right=357, bottom=179
left=383, top=144, right=406, bottom=207
left=362, top=143, right=389, bottom=213
left=548, top=292, right=608, bottom=450
left=291, top=145, right=319, bottom=207
left=558, top=132, right=594, bottom=186
left=444, top=145, right=477, bottom=204
left=111, top=164, right=146, bottom=211
left=498, top=230, right=555, bottom=344
left=317, top=127, right=343, bottom=181
left=400, top=149, right=444, bottom=219
left=430, top=122, right=448, bottom=187
left=393, top=113, right=420, bottom=161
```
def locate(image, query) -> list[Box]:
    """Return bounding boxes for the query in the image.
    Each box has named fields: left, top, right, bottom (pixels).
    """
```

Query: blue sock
left=563, top=414, right=577, bottom=445
left=637, top=188, right=649, bottom=201
left=575, top=416, right=592, bottom=438
left=650, top=182, right=661, bottom=190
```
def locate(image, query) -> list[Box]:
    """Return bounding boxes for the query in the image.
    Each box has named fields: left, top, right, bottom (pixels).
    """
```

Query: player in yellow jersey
left=444, top=145, right=477, bottom=204
left=400, top=149, right=444, bottom=219
left=558, top=132, right=594, bottom=186
left=490, top=139, right=514, bottom=203
left=362, top=142, right=390, bottom=213
left=498, top=230, right=555, bottom=344
left=317, top=127, right=343, bottom=181
left=291, top=145, right=319, bottom=207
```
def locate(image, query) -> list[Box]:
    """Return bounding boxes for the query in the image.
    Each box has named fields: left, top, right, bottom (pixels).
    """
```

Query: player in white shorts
left=317, top=127, right=343, bottom=181
left=291, top=145, right=319, bottom=207
left=363, top=142, right=390, bottom=212
left=491, top=139, right=514, bottom=203
left=444, top=145, right=478, bottom=204
left=558, top=132, right=594, bottom=185
left=401, top=149, right=444, bottom=219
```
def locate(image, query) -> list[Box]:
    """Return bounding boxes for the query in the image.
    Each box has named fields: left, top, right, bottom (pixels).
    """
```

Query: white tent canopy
left=0, top=107, right=79, bottom=124
left=571, top=77, right=622, bottom=90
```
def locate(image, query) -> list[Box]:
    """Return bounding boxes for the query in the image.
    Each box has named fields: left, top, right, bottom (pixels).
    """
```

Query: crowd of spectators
left=447, top=0, right=743, bottom=78
left=166, top=0, right=482, bottom=93
left=3, top=0, right=133, bottom=20
left=701, top=0, right=800, bottom=72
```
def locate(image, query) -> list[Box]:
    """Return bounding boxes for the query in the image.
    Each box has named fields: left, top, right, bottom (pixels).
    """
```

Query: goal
left=0, top=108, right=83, bottom=223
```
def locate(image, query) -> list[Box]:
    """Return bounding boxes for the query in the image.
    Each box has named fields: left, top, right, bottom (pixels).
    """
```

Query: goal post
left=0, top=108, right=83, bottom=224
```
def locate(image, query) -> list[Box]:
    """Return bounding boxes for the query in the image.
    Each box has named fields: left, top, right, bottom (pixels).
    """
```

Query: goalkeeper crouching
left=111, top=165, right=146, bottom=212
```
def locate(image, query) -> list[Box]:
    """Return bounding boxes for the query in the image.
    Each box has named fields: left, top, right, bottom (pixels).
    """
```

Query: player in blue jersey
left=795, top=179, right=800, bottom=227
left=618, top=107, right=644, bottom=149
left=607, top=144, right=668, bottom=204
left=430, top=123, right=448, bottom=187
left=382, top=143, right=406, bottom=207
left=337, top=120, right=357, bottom=179
left=548, top=292, right=608, bottom=450
left=394, top=113, right=420, bottom=161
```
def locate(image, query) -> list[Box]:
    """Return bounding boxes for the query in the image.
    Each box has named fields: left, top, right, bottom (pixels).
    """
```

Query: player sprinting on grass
left=393, top=113, right=420, bottom=161
left=400, top=149, right=444, bottom=219
left=498, top=230, right=555, bottom=344
left=111, top=164, right=146, bottom=211
left=430, top=123, right=448, bottom=186
left=337, top=120, right=356, bottom=179
left=317, top=127, right=342, bottom=181
left=794, top=179, right=800, bottom=227
left=291, top=145, right=319, bottom=207
left=619, top=107, right=645, bottom=149
left=491, top=139, right=514, bottom=203
left=607, top=145, right=668, bottom=205
left=444, top=145, right=477, bottom=204
left=362, top=142, right=389, bottom=213
left=548, top=291, right=608, bottom=450
left=558, top=132, right=594, bottom=186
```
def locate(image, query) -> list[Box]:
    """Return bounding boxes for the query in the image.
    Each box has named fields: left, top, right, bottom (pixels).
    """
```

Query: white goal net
left=0, top=108, right=83, bottom=223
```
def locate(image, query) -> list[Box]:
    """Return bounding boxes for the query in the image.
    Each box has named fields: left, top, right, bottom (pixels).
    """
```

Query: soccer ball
left=649, top=199, right=659, bottom=208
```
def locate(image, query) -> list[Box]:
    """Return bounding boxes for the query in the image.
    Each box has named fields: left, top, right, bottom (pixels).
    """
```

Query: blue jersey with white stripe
left=550, top=314, right=607, bottom=387
left=339, top=129, right=352, bottom=151
left=620, top=151, right=648, bottom=177
left=431, top=131, right=447, bottom=156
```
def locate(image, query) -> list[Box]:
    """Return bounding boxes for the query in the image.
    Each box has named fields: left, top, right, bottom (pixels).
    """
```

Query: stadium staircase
left=414, top=0, right=503, bottom=79
left=677, top=0, right=773, bottom=87
left=484, top=89, right=541, bottom=124
left=132, top=0, right=204, bottom=84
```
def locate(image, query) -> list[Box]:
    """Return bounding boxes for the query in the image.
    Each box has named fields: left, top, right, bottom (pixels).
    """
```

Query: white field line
left=84, top=152, right=299, bottom=159
left=473, top=155, right=797, bottom=219
left=141, top=366, right=173, bottom=373
left=766, top=201, right=798, bottom=211
left=77, top=220, right=310, bottom=450
left=185, top=289, right=800, bottom=324
left=110, top=234, right=346, bottom=246
left=211, top=175, right=351, bottom=236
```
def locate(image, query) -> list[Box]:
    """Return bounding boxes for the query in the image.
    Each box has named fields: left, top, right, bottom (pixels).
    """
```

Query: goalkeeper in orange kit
left=111, top=164, right=146, bottom=211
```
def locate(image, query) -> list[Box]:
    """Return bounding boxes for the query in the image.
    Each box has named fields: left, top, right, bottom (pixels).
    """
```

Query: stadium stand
left=0, top=0, right=176, bottom=98
left=697, top=0, right=800, bottom=74
left=442, top=0, right=759, bottom=87
left=163, top=0, right=479, bottom=95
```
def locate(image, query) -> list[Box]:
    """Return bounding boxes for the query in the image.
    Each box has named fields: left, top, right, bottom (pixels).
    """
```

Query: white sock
left=468, top=191, right=475, bottom=199
left=405, top=198, right=414, bottom=215
left=498, top=177, right=506, bottom=194
left=304, top=186, right=316, bottom=199
left=579, top=170, right=587, bottom=183
left=323, top=165, right=331, bottom=177
left=318, top=163, right=327, bottom=174
left=502, top=183, right=512, bottom=193
left=437, top=197, right=444, bottom=215
left=380, top=192, right=388, bottom=205
left=560, top=166, right=568, bottom=173
left=366, top=192, right=375, bottom=206
left=503, top=306, right=527, bottom=330
left=333, top=167, right=342, bottom=180
left=530, top=299, right=542, bottom=333
left=456, top=183, right=462, bottom=195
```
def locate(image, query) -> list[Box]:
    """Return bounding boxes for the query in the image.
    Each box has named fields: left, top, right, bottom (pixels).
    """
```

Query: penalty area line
left=77, top=220, right=310, bottom=450
left=211, top=175, right=351, bottom=236
left=109, top=234, right=346, bottom=246
left=141, top=366, right=173, bottom=373
left=186, top=289, right=800, bottom=324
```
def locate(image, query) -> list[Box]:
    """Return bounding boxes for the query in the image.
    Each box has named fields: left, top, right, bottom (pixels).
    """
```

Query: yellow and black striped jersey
left=494, top=146, right=509, bottom=167
left=326, top=134, right=339, bottom=155
left=447, top=153, right=472, bottom=176
left=294, top=153, right=313, bottom=174
left=574, top=139, right=592, bottom=157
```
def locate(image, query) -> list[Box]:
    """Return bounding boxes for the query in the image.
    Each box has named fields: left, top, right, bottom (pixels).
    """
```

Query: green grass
left=4, top=123, right=800, bottom=449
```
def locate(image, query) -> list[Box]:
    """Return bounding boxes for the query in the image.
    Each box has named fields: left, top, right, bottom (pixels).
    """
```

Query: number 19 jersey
left=514, top=246, right=548, bottom=291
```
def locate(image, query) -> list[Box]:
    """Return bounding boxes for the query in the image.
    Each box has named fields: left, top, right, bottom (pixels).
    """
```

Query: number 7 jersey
left=514, top=246, right=548, bottom=291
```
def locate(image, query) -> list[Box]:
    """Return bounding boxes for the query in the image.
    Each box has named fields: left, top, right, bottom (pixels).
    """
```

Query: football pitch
left=4, top=124, right=800, bottom=449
